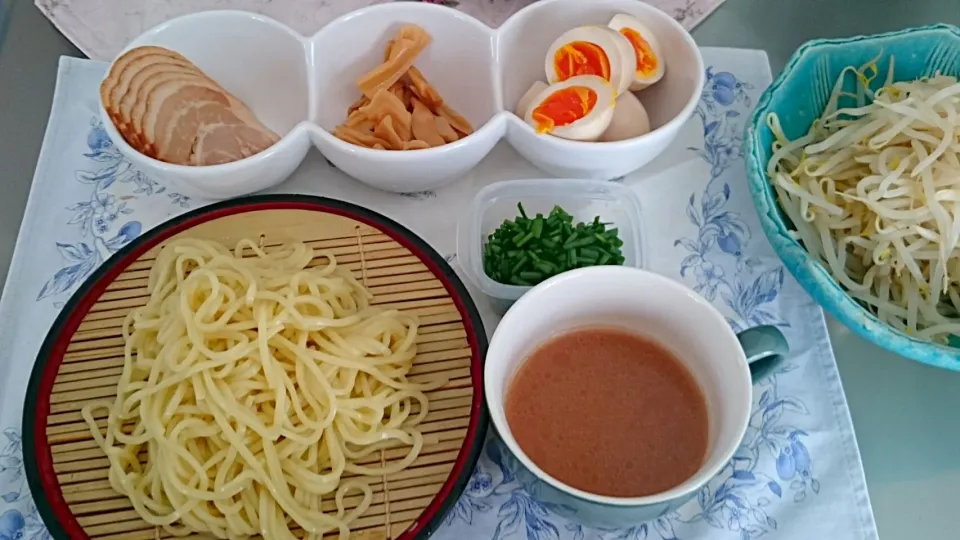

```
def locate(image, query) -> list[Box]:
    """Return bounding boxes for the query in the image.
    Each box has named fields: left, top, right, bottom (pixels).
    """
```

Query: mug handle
left=735, top=325, right=789, bottom=382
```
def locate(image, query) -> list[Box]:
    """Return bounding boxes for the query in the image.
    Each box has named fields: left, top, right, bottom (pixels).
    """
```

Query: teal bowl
left=744, top=24, right=960, bottom=370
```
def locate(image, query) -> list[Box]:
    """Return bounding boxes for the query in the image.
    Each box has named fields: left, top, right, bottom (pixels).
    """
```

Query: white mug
left=484, top=266, right=788, bottom=527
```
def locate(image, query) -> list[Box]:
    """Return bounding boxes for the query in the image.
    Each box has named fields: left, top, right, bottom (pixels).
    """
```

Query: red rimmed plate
left=22, top=194, right=488, bottom=539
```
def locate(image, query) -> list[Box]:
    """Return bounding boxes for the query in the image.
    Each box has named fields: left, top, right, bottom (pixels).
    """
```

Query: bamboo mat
left=39, top=208, right=479, bottom=539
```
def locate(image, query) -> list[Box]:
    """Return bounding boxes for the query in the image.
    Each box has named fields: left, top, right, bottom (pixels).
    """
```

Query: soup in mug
left=504, top=327, right=708, bottom=498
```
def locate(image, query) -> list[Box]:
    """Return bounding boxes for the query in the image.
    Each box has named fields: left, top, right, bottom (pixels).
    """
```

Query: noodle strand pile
left=83, top=238, right=444, bottom=539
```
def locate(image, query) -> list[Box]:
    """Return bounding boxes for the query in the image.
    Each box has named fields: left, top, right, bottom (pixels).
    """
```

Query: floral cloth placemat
left=34, top=0, right=726, bottom=61
left=0, top=48, right=878, bottom=540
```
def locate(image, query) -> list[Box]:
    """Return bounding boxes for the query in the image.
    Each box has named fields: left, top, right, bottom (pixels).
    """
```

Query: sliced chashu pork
left=131, top=72, right=223, bottom=151
left=115, top=61, right=206, bottom=148
left=145, top=82, right=278, bottom=165
left=157, top=96, right=272, bottom=165
left=142, top=78, right=275, bottom=152
left=135, top=73, right=269, bottom=153
left=194, top=119, right=281, bottom=166
left=100, top=45, right=279, bottom=165
left=100, top=46, right=190, bottom=122
left=107, top=53, right=200, bottom=113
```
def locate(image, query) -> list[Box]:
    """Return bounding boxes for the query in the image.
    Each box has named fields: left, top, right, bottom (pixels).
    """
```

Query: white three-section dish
left=98, top=0, right=704, bottom=198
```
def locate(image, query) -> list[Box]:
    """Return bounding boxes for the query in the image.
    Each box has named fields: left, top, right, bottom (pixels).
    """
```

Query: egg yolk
left=553, top=41, right=611, bottom=82
left=619, top=28, right=659, bottom=76
left=531, top=86, right=598, bottom=134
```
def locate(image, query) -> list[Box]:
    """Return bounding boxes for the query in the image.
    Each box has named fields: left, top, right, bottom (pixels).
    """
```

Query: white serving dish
left=483, top=266, right=787, bottom=527
left=100, top=0, right=704, bottom=199
left=457, top=179, right=645, bottom=314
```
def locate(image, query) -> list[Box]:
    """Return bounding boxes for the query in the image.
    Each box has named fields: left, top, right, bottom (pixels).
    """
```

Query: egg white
left=608, top=14, right=665, bottom=91
left=544, top=26, right=634, bottom=95
left=600, top=91, right=651, bottom=142
left=601, top=26, right=638, bottom=93
left=516, top=81, right=549, bottom=118
left=524, top=75, right=616, bottom=142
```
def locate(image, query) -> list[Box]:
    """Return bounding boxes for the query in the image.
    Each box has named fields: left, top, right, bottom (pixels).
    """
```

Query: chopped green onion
left=565, top=236, right=596, bottom=249
left=534, top=261, right=556, bottom=274
left=510, top=254, right=529, bottom=274
left=531, top=217, right=544, bottom=238
left=580, top=248, right=600, bottom=259
left=482, top=204, right=627, bottom=287
left=516, top=232, right=535, bottom=247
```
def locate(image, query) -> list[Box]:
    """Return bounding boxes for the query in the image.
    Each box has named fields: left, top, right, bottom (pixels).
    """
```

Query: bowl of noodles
left=745, top=24, right=960, bottom=369
left=21, top=194, right=488, bottom=539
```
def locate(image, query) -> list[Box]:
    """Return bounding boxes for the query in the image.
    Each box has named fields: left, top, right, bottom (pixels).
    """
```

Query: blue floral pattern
left=1, top=117, right=193, bottom=540
left=675, top=67, right=786, bottom=334
left=36, top=117, right=189, bottom=304
left=0, top=429, right=49, bottom=540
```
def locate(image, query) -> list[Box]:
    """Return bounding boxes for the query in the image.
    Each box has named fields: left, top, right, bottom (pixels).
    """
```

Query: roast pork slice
left=132, top=73, right=221, bottom=149
left=110, top=55, right=202, bottom=114
left=102, top=44, right=279, bottom=165
left=157, top=99, right=245, bottom=165
left=100, top=46, right=189, bottom=123
left=135, top=74, right=270, bottom=153
left=193, top=123, right=279, bottom=166
left=117, top=64, right=210, bottom=148
left=141, top=83, right=232, bottom=158
left=114, top=61, right=205, bottom=147
left=147, top=86, right=279, bottom=165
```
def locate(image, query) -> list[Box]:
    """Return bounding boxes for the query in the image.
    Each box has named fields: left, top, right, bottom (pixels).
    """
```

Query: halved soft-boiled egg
left=544, top=26, right=635, bottom=95
left=516, top=81, right=549, bottom=118
left=608, top=14, right=665, bottom=90
left=524, top=75, right=615, bottom=141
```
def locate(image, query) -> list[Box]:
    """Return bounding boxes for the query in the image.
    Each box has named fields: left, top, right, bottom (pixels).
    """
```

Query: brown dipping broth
left=504, top=327, right=708, bottom=498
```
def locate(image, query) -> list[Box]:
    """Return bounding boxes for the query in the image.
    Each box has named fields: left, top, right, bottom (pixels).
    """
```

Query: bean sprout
left=766, top=56, right=960, bottom=343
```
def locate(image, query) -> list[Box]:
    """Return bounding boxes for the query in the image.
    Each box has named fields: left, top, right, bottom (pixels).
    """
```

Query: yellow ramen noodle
left=82, top=238, right=444, bottom=539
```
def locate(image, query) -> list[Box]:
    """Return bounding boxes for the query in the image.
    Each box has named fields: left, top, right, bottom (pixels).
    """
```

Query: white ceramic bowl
left=499, top=0, right=704, bottom=179
left=100, top=0, right=704, bottom=198
left=484, top=266, right=788, bottom=527
left=99, top=11, right=313, bottom=200
left=310, top=4, right=504, bottom=192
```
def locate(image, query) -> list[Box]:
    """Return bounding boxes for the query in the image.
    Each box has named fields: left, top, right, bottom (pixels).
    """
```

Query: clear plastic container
left=457, top=179, right=646, bottom=314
